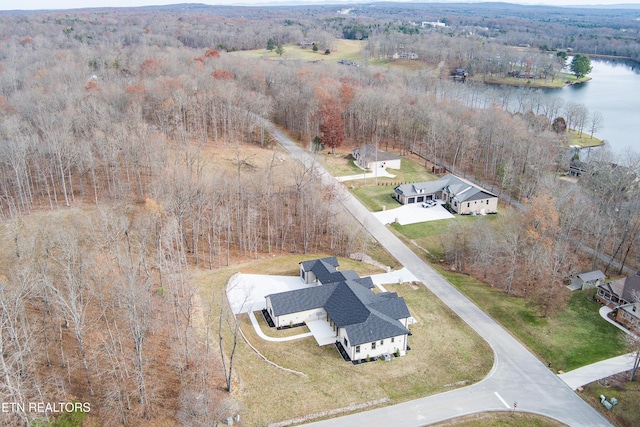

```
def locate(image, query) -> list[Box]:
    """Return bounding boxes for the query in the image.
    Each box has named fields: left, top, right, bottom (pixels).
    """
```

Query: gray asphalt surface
left=261, top=118, right=612, bottom=427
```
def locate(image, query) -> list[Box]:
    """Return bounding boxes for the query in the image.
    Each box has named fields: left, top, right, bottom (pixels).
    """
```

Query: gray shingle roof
left=576, top=270, right=605, bottom=282
left=268, top=283, right=337, bottom=316
left=353, top=144, right=400, bottom=163
left=345, top=311, right=409, bottom=346
left=268, top=258, right=411, bottom=346
left=300, top=257, right=339, bottom=272
left=394, top=174, right=496, bottom=202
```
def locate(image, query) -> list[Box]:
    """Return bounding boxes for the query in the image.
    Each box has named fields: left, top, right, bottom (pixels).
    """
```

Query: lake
left=543, top=58, right=640, bottom=155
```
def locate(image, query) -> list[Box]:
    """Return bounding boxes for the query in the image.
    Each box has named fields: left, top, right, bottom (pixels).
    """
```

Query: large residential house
left=615, top=302, right=640, bottom=333
left=264, top=257, right=412, bottom=362
left=596, top=271, right=640, bottom=308
left=352, top=145, right=401, bottom=171
left=394, top=174, right=498, bottom=215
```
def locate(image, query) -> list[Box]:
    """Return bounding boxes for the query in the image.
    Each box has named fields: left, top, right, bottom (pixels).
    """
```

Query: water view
left=544, top=58, right=640, bottom=155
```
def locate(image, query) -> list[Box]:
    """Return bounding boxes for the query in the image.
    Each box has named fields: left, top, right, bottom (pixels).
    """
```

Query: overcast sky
left=2, top=0, right=640, bottom=11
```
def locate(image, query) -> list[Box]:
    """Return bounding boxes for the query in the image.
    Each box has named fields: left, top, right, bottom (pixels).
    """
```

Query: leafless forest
left=0, top=3, right=639, bottom=426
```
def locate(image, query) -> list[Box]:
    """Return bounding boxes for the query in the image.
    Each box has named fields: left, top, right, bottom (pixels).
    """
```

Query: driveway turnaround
left=227, top=273, right=312, bottom=314
left=372, top=203, right=455, bottom=225
left=257, top=116, right=614, bottom=427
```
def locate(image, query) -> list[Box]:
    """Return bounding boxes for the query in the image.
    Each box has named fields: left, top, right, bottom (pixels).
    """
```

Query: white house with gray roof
left=352, top=144, right=401, bottom=171
left=265, top=257, right=411, bottom=362
left=394, top=174, right=498, bottom=215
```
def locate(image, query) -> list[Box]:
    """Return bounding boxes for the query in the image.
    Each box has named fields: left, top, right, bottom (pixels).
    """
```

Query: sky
left=2, top=0, right=640, bottom=12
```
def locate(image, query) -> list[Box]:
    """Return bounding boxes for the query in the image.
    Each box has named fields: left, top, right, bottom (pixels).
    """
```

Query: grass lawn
left=193, top=254, right=492, bottom=426
left=230, top=39, right=366, bottom=63
left=480, top=72, right=589, bottom=89
left=433, top=268, right=627, bottom=372
left=568, top=129, right=604, bottom=148
left=315, top=149, right=364, bottom=176
left=431, top=411, right=565, bottom=426
left=391, top=214, right=501, bottom=262
left=346, top=154, right=438, bottom=211
left=582, top=374, right=640, bottom=427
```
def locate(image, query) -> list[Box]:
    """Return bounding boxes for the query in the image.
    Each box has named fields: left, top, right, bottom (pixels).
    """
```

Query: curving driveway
left=258, top=117, right=613, bottom=427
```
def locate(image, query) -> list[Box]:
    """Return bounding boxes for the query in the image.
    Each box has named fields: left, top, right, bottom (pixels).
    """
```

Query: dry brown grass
left=192, top=255, right=493, bottom=426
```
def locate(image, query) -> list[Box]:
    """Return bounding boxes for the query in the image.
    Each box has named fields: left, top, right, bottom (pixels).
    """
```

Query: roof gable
left=622, top=272, right=640, bottom=303
left=269, top=258, right=412, bottom=345
left=394, top=174, right=496, bottom=200
left=345, top=311, right=409, bottom=346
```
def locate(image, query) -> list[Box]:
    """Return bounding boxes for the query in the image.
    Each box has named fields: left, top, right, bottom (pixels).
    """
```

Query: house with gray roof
left=352, top=144, right=401, bottom=171
left=394, top=174, right=498, bottom=215
left=596, top=271, right=640, bottom=308
left=265, top=257, right=412, bottom=362
left=568, top=270, right=606, bottom=291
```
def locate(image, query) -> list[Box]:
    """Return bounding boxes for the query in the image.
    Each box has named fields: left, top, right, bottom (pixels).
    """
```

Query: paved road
left=260, top=118, right=612, bottom=427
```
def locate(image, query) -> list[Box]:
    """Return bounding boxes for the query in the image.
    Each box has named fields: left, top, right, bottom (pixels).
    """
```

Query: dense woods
left=0, top=2, right=639, bottom=425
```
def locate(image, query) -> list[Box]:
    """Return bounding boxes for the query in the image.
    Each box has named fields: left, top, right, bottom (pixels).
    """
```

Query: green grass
left=347, top=155, right=439, bottom=211
left=480, top=72, right=589, bottom=89
left=434, top=268, right=627, bottom=372
left=568, top=129, right=604, bottom=148
left=583, top=377, right=640, bottom=427
left=351, top=185, right=399, bottom=212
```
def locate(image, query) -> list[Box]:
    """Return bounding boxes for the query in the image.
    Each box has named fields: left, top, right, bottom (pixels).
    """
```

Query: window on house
left=356, top=345, right=360, bottom=353
left=391, top=337, right=395, bottom=343
left=467, top=202, right=470, bottom=208
left=380, top=340, right=384, bottom=346
left=633, top=306, right=637, bottom=313
left=372, top=342, right=376, bottom=350
left=344, top=337, right=348, bottom=347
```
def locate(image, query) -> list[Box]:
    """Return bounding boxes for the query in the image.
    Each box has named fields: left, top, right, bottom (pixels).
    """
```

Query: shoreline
left=479, top=76, right=591, bottom=89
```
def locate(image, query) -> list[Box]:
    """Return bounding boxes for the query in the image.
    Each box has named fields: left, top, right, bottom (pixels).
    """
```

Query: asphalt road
left=261, top=118, right=612, bottom=427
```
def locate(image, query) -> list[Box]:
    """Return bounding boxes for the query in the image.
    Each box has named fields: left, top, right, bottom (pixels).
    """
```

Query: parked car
left=421, top=200, right=436, bottom=208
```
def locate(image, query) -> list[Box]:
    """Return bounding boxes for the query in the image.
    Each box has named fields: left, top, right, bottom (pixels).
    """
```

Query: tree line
left=0, top=4, right=639, bottom=425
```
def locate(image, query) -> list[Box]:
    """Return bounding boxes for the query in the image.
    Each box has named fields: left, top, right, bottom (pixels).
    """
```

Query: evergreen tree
left=570, top=54, right=593, bottom=79
left=266, top=38, right=275, bottom=51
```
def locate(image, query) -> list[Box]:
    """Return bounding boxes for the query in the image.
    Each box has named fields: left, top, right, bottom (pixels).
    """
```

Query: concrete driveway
left=227, top=273, right=313, bottom=314
left=372, top=202, right=455, bottom=225
left=259, top=117, right=613, bottom=427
